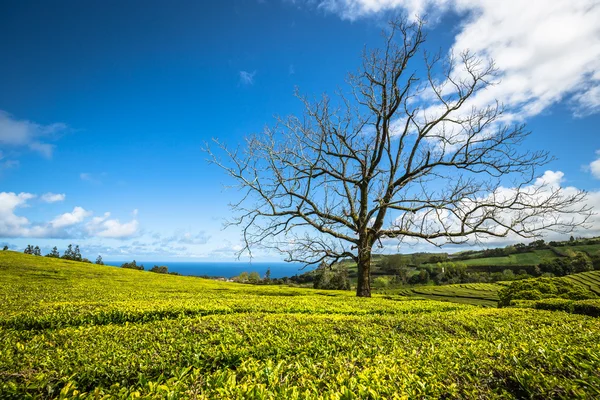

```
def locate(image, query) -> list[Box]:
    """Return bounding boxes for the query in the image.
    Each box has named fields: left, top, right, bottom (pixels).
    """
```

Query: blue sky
left=1, top=0, right=599, bottom=261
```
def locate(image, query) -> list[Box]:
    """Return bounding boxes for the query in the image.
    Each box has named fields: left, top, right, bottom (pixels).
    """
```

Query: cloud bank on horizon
left=0, top=192, right=139, bottom=240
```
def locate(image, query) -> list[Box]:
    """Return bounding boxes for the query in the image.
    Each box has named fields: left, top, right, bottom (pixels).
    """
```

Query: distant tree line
left=233, top=271, right=264, bottom=284
left=391, top=252, right=594, bottom=287
left=21, top=244, right=105, bottom=265
left=369, top=236, right=600, bottom=289
left=241, top=264, right=352, bottom=290
left=312, top=263, right=350, bottom=290
left=120, top=260, right=144, bottom=270
left=24, top=245, right=42, bottom=256
left=232, top=266, right=351, bottom=288
left=19, top=244, right=182, bottom=276
left=285, top=241, right=599, bottom=291
left=119, top=261, right=180, bottom=275
left=150, top=265, right=180, bottom=275
left=451, top=236, right=600, bottom=262
left=536, top=251, right=593, bottom=276
left=232, top=268, right=279, bottom=285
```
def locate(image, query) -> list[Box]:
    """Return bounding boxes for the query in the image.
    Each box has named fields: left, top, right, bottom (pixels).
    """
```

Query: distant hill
left=380, top=270, right=600, bottom=307
left=315, top=237, right=600, bottom=278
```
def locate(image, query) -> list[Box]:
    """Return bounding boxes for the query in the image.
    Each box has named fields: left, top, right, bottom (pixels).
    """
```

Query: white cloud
left=0, top=192, right=36, bottom=237
left=80, top=241, right=193, bottom=259
left=589, top=150, right=600, bottom=179
left=87, top=210, right=139, bottom=239
left=79, top=172, right=105, bottom=184
left=239, top=70, right=257, bottom=85
left=573, top=84, right=600, bottom=117
left=40, top=193, right=66, bottom=203
left=152, top=230, right=211, bottom=246
left=0, top=151, right=19, bottom=172
left=0, top=193, right=139, bottom=239
left=534, top=170, right=565, bottom=187
left=208, top=242, right=245, bottom=258
left=51, top=206, right=92, bottom=228
left=0, top=159, right=19, bottom=172
left=0, top=110, right=67, bottom=158
left=317, top=0, right=600, bottom=120
left=89, top=211, right=111, bottom=226
left=318, top=0, right=450, bottom=20
left=388, top=169, right=599, bottom=247
left=96, top=219, right=139, bottom=238
left=173, top=231, right=210, bottom=245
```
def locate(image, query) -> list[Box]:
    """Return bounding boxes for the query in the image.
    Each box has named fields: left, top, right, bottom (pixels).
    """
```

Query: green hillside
left=383, top=270, right=600, bottom=308
left=452, top=249, right=556, bottom=267
left=325, top=240, right=600, bottom=284
left=1, top=251, right=600, bottom=398
left=564, top=270, right=600, bottom=295
left=386, top=283, right=505, bottom=307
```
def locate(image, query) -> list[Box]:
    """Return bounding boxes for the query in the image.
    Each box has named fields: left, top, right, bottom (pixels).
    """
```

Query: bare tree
left=207, top=18, right=591, bottom=297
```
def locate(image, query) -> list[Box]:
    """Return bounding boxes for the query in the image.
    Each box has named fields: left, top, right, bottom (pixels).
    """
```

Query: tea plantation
left=1, top=251, right=600, bottom=399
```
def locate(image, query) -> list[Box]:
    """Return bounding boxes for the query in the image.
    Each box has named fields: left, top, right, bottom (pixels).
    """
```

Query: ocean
left=104, top=261, right=314, bottom=279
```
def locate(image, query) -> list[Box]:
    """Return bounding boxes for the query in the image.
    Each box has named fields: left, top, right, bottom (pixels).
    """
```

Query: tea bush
left=498, top=277, right=597, bottom=306
left=1, top=251, right=600, bottom=399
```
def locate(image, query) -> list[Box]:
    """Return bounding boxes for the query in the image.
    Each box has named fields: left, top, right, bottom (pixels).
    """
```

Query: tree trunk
left=356, top=247, right=372, bottom=297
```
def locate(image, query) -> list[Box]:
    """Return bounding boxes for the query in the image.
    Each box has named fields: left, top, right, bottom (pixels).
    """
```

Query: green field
left=384, top=242, right=600, bottom=270
left=380, top=283, right=505, bottom=307
left=421, top=249, right=557, bottom=269
left=381, top=271, right=600, bottom=307
left=564, top=270, right=600, bottom=295
left=1, top=251, right=600, bottom=399
left=561, top=244, right=600, bottom=256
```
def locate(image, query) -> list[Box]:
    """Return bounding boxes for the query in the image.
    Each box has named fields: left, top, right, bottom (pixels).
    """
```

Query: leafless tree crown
left=207, top=18, right=591, bottom=269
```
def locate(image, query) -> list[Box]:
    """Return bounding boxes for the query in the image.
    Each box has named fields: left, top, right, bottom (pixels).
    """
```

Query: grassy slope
left=443, top=244, right=600, bottom=267
left=329, top=242, right=600, bottom=283
left=1, top=251, right=600, bottom=398
left=377, top=243, right=600, bottom=270
left=381, top=283, right=505, bottom=307
left=382, top=271, right=600, bottom=307
left=456, top=249, right=556, bottom=266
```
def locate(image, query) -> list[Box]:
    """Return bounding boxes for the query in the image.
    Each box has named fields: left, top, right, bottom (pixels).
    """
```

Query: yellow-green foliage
left=1, top=251, right=600, bottom=399
left=383, top=272, right=600, bottom=308
left=380, top=283, right=505, bottom=307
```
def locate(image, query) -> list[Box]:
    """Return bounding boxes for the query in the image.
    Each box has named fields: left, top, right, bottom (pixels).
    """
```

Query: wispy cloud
left=239, top=70, right=257, bottom=85
left=0, top=110, right=67, bottom=159
left=40, top=193, right=66, bottom=203
left=81, top=241, right=192, bottom=260
left=0, top=151, right=19, bottom=172
left=152, top=230, right=211, bottom=246
left=589, top=150, right=600, bottom=180
left=80, top=172, right=105, bottom=184
left=80, top=173, right=92, bottom=181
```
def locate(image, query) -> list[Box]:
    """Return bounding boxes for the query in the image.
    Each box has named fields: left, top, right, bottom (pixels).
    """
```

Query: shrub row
left=510, top=298, right=600, bottom=317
